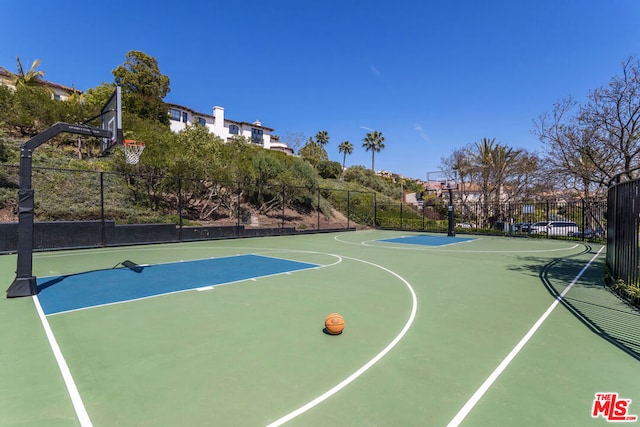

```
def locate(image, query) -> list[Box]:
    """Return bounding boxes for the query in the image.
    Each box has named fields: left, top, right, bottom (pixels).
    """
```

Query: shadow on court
left=37, top=260, right=144, bottom=293
left=509, top=245, right=640, bottom=361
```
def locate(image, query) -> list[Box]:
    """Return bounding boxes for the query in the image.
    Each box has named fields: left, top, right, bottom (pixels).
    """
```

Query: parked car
left=571, top=227, right=605, bottom=239
left=529, top=221, right=550, bottom=234
left=456, top=222, right=474, bottom=229
left=514, top=222, right=531, bottom=232
left=530, top=221, right=579, bottom=236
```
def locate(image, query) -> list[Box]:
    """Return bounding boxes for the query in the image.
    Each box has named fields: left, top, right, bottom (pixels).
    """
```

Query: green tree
left=169, top=124, right=223, bottom=179
left=298, top=137, right=328, bottom=167
left=458, top=137, right=520, bottom=204
left=1, top=56, right=46, bottom=88
left=316, top=160, right=342, bottom=179
left=82, top=83, right=118, bottom=111
left=0, top=57, right=57, bottom=136
left=6, top=85, right=57, bottom=136
left=442, top=137, right=525, bottom=227
left=362, top=130, right=385, bottom=171
left=338, top=140, right=353, bottom=179
left=315, top=130, right=330, bottom=146
left=113, top=51, right=171, bottom=125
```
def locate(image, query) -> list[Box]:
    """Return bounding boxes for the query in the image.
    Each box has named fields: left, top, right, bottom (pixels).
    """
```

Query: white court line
left=266, top=255, right=417, bottom=427
left=33, top=295, right=93, bottom=427
left=446, top=245, right=605, bottom=427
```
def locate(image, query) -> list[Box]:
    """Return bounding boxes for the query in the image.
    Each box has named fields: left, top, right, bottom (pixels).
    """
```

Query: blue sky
left=2, top=0, right=640, bottom=180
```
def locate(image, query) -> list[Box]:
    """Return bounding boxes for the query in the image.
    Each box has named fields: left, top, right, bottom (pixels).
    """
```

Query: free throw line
left=447, top=246, right=605, bottom=427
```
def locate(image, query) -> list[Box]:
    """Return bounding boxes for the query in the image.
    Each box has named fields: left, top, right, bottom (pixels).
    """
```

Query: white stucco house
left=0, top=69, right=81, bottom=100
left=166, top=103, right=293, bottom=155
left=1, top=66, right=294, bottom=155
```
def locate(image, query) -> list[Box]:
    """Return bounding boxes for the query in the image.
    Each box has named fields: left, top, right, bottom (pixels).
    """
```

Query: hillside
left=0, top=133, right=423, bottom=231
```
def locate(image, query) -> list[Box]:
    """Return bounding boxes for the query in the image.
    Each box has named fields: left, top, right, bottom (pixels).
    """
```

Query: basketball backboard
left=426, top=170, right=458, bottom=191
left=100, top=86, right=123, bottom=155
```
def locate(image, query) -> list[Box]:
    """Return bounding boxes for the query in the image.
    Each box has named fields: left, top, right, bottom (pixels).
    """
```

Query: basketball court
left=3, top=89, right=638, bottom=425
left=1, top=230, right=638, bottom=426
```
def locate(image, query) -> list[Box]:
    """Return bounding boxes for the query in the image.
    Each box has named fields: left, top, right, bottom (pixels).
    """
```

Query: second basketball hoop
left=123, top=140, right=145, bottom=164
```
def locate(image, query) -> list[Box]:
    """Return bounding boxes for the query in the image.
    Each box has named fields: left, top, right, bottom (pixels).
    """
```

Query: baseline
left=32, top=296, right=93, bottom=427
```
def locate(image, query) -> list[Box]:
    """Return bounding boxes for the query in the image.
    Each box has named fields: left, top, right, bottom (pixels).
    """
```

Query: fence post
left=282, top=184, right=286, bottom=229
left=581, top=198, right=585, bottom=241
left=400, top=202, right=403, bottom=229
left=546, top=200, right=549, bottom=221
left=347, top=190, right=350, bottom=230
left=374, top=193, right=377, bottom=227
left=236, top=182, right=241, bottom=229
left=100, top=172, right=105, bottom=247
left=317, top=189, right=321, bottom=230
left=177, top=177, right=183, bottom=241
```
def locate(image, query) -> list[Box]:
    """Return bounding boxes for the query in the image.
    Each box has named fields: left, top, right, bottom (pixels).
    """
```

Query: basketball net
left=123, top=140, right=145, bottom=164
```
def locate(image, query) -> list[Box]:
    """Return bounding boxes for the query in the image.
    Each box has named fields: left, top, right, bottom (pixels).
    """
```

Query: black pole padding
left=7, top=277, right=38, bottom=298
left=447, top=188, right=455, bottom=237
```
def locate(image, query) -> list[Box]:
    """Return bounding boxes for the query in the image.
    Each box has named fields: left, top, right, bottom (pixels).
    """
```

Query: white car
left=530, top=221, right=579, bottom=236
left=529, top=221, right=549, bottom=234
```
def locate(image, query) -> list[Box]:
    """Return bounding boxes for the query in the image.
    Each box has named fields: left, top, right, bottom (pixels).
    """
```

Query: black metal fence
left=0, top=164, right=375, bottom=251
left=606, top=174, right=640, bottom=285
left=0, top=162, right=611, bottom=252
left=374, top=198, right=607, bottom=240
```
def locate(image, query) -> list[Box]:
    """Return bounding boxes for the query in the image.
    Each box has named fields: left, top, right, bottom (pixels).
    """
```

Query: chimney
left=213, top=106, right=224, bottom=133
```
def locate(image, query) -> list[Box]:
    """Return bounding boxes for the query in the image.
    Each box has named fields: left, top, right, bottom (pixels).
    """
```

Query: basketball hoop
left=122, top=140, right=145, bottom=164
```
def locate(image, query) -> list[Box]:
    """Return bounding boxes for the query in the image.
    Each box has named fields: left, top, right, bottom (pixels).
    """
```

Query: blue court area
left=379, top=234, right=476, bottom=246
left=37, top=254, right=318, bottom=315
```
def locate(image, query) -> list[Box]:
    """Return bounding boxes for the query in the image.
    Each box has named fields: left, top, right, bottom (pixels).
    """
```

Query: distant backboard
left=426, top=170, right=458, bottom=191
left=100, top=86, right=123, bottom=155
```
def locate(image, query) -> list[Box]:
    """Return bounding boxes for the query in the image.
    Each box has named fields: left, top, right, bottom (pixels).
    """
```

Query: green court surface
left=0, top=231, right=638, bottom=426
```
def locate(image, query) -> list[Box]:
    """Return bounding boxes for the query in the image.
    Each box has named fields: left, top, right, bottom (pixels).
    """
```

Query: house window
left=53, top=94, right=62, bottom=101
left=169, top=109, right=181, bottom=121
left=197, top=117, right=206, bottom=126
left=251, top=128, right=263, bottom=144
left=229, top=124, right=239, bottom=135
left=182, top=111, right=188, bottom=123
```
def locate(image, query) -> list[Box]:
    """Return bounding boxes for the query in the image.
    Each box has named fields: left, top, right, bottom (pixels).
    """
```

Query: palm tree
left=315, top=130, right=330, bottom=146
left=362, top=130, right=385, bottom=171
left=1, top=56, right=46, bottom=87
left=338, top=140, right=354, bottom=179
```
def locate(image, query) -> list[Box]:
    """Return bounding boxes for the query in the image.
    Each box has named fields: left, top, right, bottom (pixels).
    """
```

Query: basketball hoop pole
left=7, top=122, right=112, bottom=298
left=447, top=185, right=455, bottom=237
left=427, top=170, right=458, bottom=237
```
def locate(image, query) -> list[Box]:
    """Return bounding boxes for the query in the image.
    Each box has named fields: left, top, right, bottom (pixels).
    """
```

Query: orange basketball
left=325, top=313, right=345, bottom=335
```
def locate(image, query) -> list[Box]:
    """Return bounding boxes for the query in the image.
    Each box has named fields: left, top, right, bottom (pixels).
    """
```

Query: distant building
left=0, top=69, right=81, bottom=100
left=0, top=67, right=293, bottom=155
left=167, top=103, right=293, bottom=155
left=376, top=170, right=393, bottom=179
